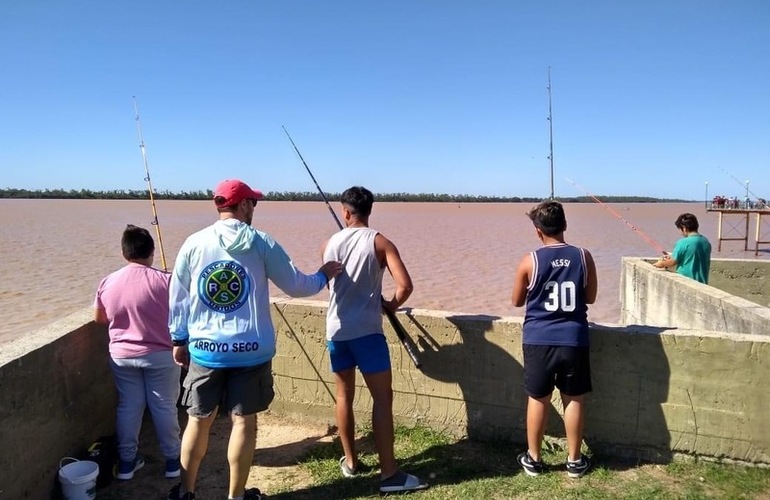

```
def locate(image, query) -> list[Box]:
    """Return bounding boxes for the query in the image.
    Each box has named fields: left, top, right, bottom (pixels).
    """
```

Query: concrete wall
left=0, top=308, right=116, bottom=499
left=3, top=280, right=769, bottom=497
left=620, top=257, right=770, bottom=335
left=709, top=259, right=770, bottom=308
left=270, top=298, right=770, bottom=464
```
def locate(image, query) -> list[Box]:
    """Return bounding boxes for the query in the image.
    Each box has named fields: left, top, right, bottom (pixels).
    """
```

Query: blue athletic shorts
left=327, top=333, right=391, bottom=374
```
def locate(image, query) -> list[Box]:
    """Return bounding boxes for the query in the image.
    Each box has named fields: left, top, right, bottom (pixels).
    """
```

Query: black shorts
left=182, top=360, right=274, bottom=418
left=523, top=344, right=592, bottom=398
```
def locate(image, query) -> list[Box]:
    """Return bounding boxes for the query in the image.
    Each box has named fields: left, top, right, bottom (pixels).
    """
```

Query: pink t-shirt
left=94, top=263, right=172, bottom=358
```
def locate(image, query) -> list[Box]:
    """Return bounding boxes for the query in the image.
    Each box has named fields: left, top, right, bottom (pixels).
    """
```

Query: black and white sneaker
left=566, top=454, right=591, bottom=478
left=517, top=451, right=545, bottom=477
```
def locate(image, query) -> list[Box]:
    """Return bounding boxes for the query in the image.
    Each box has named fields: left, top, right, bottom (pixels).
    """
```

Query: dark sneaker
left=517, top=451, right=545, bottom=477
left=167, top=483, right=196, bottom=500
left=243, top=487, right=263, bottom=500
left=566, top=454, right=591, bottom=478
left=165, top=457, right=181, bottom=478
left=115, top=455, right=145, bottom=480
left=379, top=470, right=429, bottom=493
left=339, top=456, right=356, bottom=478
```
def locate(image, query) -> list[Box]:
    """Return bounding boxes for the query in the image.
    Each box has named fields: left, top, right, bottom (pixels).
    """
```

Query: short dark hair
left=675, top=213, right=699, bottom=232
left=122, top=224, right=155, bottom=260
left=340, top=186, right=374, bottom=217
left=527, top=200, right=566, bottom=236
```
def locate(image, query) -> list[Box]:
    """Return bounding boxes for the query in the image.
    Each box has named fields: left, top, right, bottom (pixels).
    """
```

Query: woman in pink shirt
left=94, top=225, right=181, bottom=481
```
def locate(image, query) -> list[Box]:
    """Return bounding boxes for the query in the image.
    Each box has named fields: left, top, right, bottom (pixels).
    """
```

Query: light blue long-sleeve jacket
left=169, top=218, right=327, bottom=368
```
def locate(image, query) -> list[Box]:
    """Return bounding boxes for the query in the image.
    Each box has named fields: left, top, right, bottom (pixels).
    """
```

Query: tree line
left=0, top=188, right=690, bottom=204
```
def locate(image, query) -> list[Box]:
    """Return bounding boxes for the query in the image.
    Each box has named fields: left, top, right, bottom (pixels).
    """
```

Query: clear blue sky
left=1, top=1, right=768, bottom=199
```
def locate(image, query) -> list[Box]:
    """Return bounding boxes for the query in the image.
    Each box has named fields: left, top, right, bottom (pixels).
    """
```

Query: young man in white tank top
left=322, top=186, right=428, bottom=494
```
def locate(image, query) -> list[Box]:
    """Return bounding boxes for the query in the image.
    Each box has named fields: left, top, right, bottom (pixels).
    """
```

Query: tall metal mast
left=547, top=67, right=555, bottom=199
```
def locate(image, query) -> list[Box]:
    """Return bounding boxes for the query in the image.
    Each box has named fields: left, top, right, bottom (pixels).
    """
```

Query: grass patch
left=267, top=424, right=770, bottom=499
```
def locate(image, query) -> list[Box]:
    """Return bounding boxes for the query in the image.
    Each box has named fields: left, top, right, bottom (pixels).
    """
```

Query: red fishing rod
left=565, top=177, right=669, bottom=255
left=282, top=126, right=422, bottom=370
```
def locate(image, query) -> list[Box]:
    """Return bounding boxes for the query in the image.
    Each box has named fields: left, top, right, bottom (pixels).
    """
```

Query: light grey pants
left=110, top=350, right=181, bottom=462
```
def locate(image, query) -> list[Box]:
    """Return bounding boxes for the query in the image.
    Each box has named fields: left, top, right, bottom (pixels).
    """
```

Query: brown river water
left=1, top=199, right=766, bottom=346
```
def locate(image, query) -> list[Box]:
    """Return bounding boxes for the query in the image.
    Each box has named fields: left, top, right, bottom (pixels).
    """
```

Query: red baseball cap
left=213, top=179, right=264, bottom=207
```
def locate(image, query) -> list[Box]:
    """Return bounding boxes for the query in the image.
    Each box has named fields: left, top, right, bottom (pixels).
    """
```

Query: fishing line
left=717, top=166, right=764, bottom=203
left=272, top=303, right=337, bottom=405
left=281, top=126, right=422, bottom=369
left=132, top=96, right=168, bottom=271
left=565, top=177, right=668, bottom=255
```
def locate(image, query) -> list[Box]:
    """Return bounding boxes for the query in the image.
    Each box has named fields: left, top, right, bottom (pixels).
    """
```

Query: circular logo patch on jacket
left=198, top=260, right=250, bottom=312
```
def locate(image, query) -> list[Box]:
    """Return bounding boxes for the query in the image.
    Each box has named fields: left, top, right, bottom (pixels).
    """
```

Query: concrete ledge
left=710, top=259, right=770, bottom=307
left=3, top=289, right=769, bottom=497
left=271, top=300, right=770, bottom=465
left=0, top=307, right=116, bottom=499
left=620, top=257, right=770, bottom=335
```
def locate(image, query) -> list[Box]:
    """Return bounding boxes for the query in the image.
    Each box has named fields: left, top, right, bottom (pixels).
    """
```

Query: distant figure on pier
left=653, top=213, right=711, bottom=284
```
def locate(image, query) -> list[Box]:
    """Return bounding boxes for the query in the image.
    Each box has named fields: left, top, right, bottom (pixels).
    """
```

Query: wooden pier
left=707, top=206, right=770, bottom=255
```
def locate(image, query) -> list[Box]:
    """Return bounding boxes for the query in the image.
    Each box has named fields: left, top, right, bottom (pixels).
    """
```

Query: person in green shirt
left=654, top=213, right=711, bottom=284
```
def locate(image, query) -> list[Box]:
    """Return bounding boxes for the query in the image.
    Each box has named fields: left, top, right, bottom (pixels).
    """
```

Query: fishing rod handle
left=383, top=303, right=421, bottom=369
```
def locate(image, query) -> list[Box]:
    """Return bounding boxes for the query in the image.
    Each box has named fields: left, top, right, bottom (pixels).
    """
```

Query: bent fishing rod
left=133, top=96, right=168, bottom=271
left=282, top=126, right=422, bottom=369
left=565, top=177, right=669, bottom=256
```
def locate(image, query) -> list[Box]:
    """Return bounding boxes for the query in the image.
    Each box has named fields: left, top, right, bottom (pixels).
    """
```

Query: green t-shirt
left=672, top=234, right=712, bottom=284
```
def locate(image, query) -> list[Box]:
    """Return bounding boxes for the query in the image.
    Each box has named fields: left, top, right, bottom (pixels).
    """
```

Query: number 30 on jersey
left=543, top=280, right=576, bottom=312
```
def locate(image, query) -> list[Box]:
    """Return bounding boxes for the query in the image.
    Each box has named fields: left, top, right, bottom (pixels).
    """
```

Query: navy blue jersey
left=523, top=243, right=589, bottom=347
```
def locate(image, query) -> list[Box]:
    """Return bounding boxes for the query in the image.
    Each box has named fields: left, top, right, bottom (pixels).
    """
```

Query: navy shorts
left=327, top=333, right=391, bottom=374
left=181, top=360, right=274, bottom=418
left=523, top=344, right=592, bottom=398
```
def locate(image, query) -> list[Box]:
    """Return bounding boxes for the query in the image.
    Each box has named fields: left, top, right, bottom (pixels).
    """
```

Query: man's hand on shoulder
left=319, top=261, right=343, bottom=281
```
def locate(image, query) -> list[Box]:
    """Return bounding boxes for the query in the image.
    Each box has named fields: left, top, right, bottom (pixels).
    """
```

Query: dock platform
left=706, top=205, right=770, bottom=255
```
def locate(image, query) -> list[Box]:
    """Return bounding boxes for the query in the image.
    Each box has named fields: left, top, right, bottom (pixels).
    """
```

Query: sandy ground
left=98, top=411, right=337, bottom=499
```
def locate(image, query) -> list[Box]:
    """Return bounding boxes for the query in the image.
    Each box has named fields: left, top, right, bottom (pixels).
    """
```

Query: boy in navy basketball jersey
left=511, top=201, right=598, bottom=478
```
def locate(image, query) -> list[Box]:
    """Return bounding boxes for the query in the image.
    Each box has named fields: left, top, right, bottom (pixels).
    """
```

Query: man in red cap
left=168, top=179, right=342, bottom=500
left=211, top=179, right=265, bottom=213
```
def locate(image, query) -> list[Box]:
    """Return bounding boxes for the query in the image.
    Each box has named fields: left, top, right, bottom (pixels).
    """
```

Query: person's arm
left=263, top=233, right=341, bottom=295
left=376, top=233, right=413, bottom=312
left=93, top=282, right=109, bottom=324
left=654, top=240, right=682, bottom=270
left=172, top=345, right=190, bottom=369
left=511, top=253, right=533, bottom=307
left=94, top=307, right=108, bottom=325
left=168, top=246, right=192, bottom=347
left=653, top=255, right=677, bottom=269
left=583, top=249, right=598, bottom=304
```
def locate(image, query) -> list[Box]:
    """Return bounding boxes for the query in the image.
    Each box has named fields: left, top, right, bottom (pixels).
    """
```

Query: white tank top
left=324, top=227, right=385, bottom=341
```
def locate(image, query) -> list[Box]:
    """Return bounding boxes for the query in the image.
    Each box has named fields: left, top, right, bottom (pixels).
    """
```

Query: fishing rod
left=132, top=96, right=168, bottom=271
left=565, top=177, right=669, bottom=255
left=281, top=126, right=341, bottom=226
left=547, top=66, right=555, bottom=200
left=281, top=126, right=422, bottom=370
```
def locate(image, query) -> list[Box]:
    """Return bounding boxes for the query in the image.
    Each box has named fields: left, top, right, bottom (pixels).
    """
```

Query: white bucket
left=58, top=457, right=99, bottom=500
